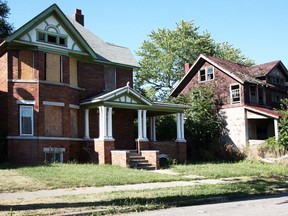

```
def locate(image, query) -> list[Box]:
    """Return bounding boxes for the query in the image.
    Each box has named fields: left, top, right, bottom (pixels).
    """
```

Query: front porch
left=80, top=85, right=190, bottom=169
left=245, top=105, right=281, bottom=145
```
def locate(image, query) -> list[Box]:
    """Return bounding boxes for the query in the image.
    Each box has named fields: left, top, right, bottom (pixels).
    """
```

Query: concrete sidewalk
left=0, top=177, right=246, bottom=201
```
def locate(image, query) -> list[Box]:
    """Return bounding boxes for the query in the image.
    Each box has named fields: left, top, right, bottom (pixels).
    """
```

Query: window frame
left=230, top=84, right=241, bottom=104
left=36, top=30, right=68, bottom=47
left=198, top=66, right=214, bottom=82
left=19, top=105, right=34, bottom=136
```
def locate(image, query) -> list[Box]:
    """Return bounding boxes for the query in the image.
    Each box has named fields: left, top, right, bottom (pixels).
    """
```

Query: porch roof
left=80, top=85, right=190, bottom=113
left=245, top=105, right=281, bottom=119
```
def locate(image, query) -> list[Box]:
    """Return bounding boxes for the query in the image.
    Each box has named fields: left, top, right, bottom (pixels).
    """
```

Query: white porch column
left=98, top=106, right=103, bottom=138
left=180, top=113, right=185, bottom=140
left=84, top=109, right=90, bottom=139
left=143, top=110, right=147, bottom=139
left=102, top=106, right=108, bottom=138
left=274, top=119, right=279, bottom=141
left=138, top=110, right=143, bottom=139
left=176, top=113, right=181, bottom=141
left=176, top=113, right=185, bottom=141
left=108, top=107, right=113, bottom=139
left=99, top=106, right=108, bottom=139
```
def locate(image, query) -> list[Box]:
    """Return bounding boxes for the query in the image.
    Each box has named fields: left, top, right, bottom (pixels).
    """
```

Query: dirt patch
left=0, top=170, right=46, bottom=193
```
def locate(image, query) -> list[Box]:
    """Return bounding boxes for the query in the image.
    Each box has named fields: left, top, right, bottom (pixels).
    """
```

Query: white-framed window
left=19, top=105, right=34, bottom=136
left=37, top=30, right=67, bottom=47
left=43, top=147, right=65, bottom=163
left=230, top=84, right=240, bottom=104
left=198, top=67, right=214, bottom=82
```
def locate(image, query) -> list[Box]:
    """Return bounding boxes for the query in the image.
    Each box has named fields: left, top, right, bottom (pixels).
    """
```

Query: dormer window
left=198, top=67, right=214, bottom=82
left=36, top=25, right=68, bottom=47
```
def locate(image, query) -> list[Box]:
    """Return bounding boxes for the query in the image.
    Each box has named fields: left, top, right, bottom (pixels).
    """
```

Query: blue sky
left=6, top=0, right=288, bottom=66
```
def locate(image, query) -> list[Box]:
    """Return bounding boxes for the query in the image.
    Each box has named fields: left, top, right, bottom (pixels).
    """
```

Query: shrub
left=258, top=137, right=286, bottom=158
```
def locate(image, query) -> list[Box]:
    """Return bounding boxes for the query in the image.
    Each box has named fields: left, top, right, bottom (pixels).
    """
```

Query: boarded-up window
left=45, top=106, right=63, bottom=136
left=104, top=66, right=116, bottom=91
left=69, top=58, right=78, bottom=86
left=70, top=109, right=78, bottom=137
left=19, top=51, right=33, bottom=80
left=46, top=53, right=62, bottom=82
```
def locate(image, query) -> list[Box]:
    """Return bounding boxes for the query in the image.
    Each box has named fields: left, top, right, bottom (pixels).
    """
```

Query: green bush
left=258, top=137, right=286, bottom=158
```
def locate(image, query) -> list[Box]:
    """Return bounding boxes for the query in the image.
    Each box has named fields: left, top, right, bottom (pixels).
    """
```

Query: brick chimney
left=184, top=63, right=192, bottom=73
left=74, top=9, right=84, bottom=26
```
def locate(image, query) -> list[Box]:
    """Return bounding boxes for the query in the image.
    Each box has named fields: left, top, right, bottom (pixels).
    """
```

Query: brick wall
left=95, top=139, right=115, bottom=164
left=113, top=108, right=135, bottom=149
left=150, top=141, right=187, bottom=164
left=116, top=68, right=133, bottom=88
left=0, top=53, right=8, bottom=135
left=141, top=150, right=160, bottom=169
left=8, top=138, right=88, bottom=164
left=111, top=150, right=129, bottom=168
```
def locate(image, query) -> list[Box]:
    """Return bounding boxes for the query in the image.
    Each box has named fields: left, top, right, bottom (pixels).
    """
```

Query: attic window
left=199, top=67, right=214, bottom=82
left=36, top=30, right=67, bottom=47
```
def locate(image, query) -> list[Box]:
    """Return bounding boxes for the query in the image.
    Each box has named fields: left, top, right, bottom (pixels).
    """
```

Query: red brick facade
left=1, top=49, right=136, bottom=164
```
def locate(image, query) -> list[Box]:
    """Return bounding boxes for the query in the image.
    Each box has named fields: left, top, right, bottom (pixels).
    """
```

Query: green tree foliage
left=0, top=0, right=13, bottom=40
left=135, top=20, right=254, bottom=100
left=277, top=98, right=288, bottom=152
left=175, top=87, right=229, bottom=161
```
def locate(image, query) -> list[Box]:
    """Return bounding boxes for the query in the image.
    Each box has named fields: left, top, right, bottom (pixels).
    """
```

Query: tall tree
left=0, top=0, right=13, bottom=40
left=135, top=20, right=254, bottom=100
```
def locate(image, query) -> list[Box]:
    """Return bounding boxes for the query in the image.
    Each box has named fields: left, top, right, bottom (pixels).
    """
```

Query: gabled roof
left=80, top=85, right=153, bottom=107
left=80, top=85, right=190, bottom=113
left=170, top=54, right=288, bottom=97
left=1, top=4, right=139, bottom=68
left=249, top=60, right=280, bottom=77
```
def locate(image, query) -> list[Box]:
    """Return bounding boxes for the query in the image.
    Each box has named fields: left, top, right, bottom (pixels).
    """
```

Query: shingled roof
left=66, top=16, right=140, bottom=68
left=171, top=54, right=288, bottom=97
left=1, top=4, right=139, bottom=69
left=249, top=60, right=280, bottom=77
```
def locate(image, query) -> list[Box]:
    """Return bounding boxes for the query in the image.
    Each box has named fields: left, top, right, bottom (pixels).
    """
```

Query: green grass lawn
left=0, top=160, right=287, bottom=193
left=172, top=160, right=288, bottom=179
left=0, top=163, right=185, bottom=193
left=0, top=161, right=288, bottom=215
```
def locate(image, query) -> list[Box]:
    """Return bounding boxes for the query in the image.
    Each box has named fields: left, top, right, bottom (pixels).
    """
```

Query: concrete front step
left=128, top=151, right=156, bottom=170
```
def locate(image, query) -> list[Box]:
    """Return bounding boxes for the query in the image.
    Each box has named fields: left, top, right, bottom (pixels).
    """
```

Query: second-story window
left=199, top=67, right=214, bottom=82
left=104, top=66, right=116, bottom=91
left=230, top=84, right=240, bottom=104
left=45, top=53, right=63, bottom=83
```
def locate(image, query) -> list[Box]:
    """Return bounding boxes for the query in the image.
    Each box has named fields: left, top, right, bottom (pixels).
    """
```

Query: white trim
left=274, top=119, right=279, bottom=140
left=69, top=104, right=80, bottom=109
left=43, top=101, right=65, bottom=107
left=230, top=83, right=241, bottom=104
left=19, top=105, right=34, bottom=136
left=16, top=100, right=35, bottom=105
left=7, top=136, right=84, bottom=141
left=198, top=66, right=214, bottom=82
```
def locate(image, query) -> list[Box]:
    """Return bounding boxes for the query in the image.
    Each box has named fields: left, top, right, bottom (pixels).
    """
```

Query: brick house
left=171, top=54, right=287, bottom=150
left=0, top=4, right=188, bottom=168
